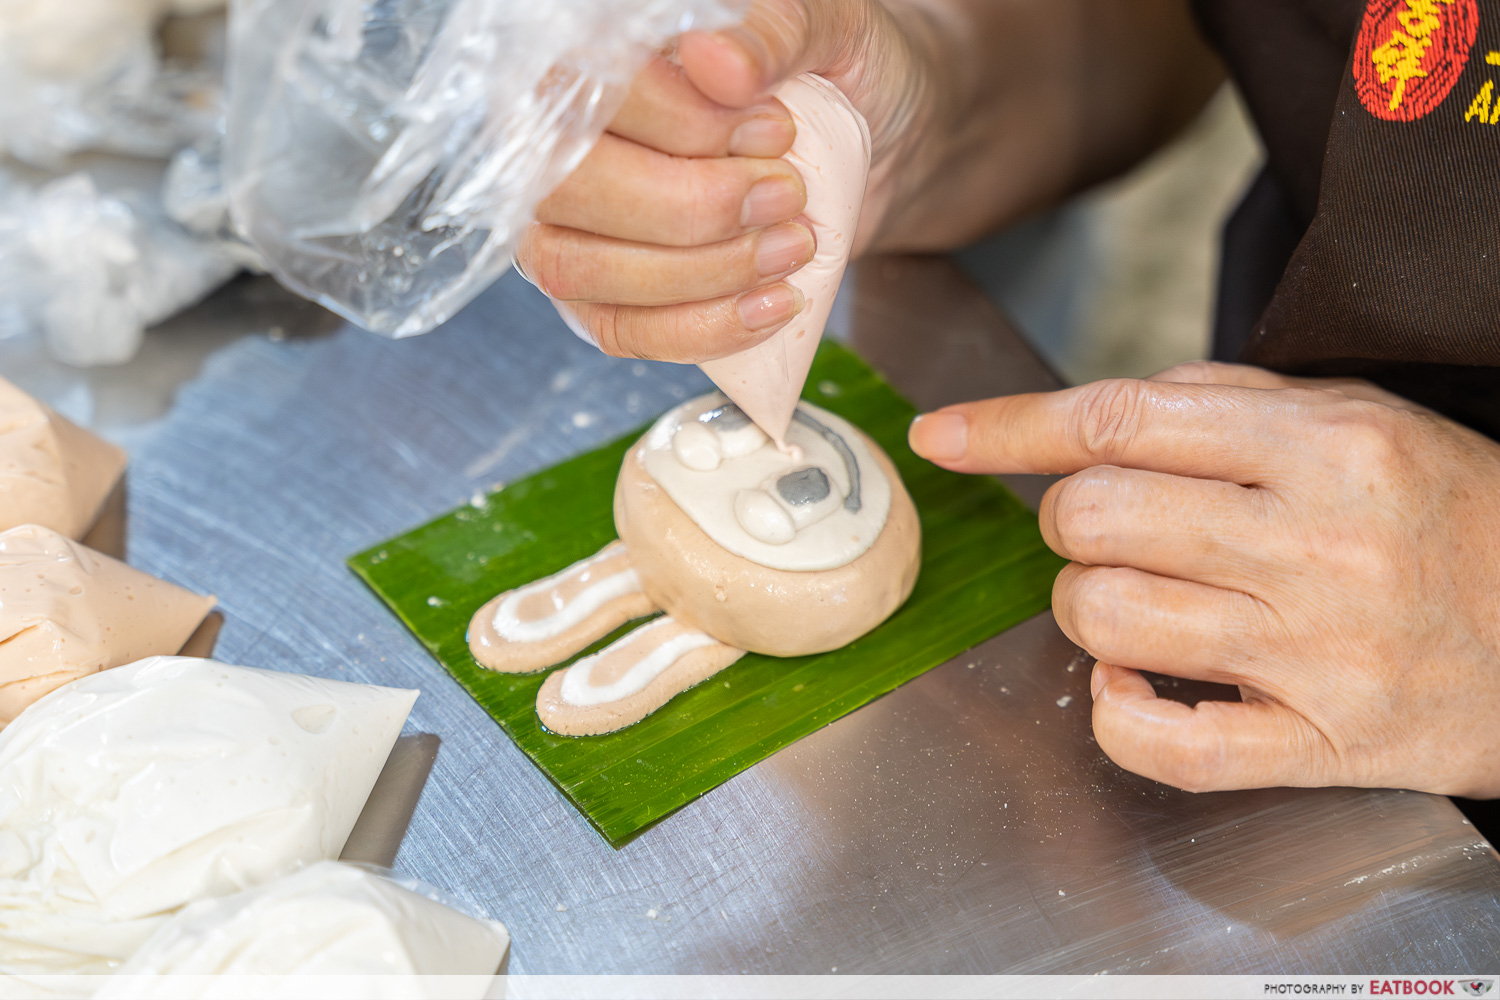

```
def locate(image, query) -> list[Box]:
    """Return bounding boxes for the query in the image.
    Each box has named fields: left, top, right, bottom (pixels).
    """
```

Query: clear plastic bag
left=224, top=0, right=746, bottom=338
left=0, top=3, right=247, bottom=368
left=0, top=165, right=245, bottom=367
left=104, top=861, right=508, bottom=990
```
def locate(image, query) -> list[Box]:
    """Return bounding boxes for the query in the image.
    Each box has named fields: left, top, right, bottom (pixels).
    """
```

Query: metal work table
left=12, top=255, right=1499, bottom=972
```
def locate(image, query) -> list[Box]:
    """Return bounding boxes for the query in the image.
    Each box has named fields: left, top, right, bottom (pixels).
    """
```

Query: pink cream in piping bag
left=542, top=74, right=870, bottom=445
left=700, top=74, right=871, bottom=447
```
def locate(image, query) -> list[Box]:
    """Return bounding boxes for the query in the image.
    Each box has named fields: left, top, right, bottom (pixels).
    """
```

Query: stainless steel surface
left=8, top=258, right=1498, bottom=972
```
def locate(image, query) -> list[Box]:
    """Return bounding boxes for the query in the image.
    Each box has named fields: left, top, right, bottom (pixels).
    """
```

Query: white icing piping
left=559, top=619, right=718, bottom=707
left=641, top=395, right=893, bottom=572
left=489, top=548, right=643, bottom=643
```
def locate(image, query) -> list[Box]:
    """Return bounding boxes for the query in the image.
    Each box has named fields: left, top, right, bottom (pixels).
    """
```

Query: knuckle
left=523, top=227, right=576, bottom=300
left=679, top=160, right=741, bottom=246
left=1340, top=536, right=1406, bottom=592
left=1073, top=379, right=1149, bottom=461
left=595, top=301, right=732, bottom=364
left=1323, top=402, right=1410, bottom=482
left=1157, top=359, right=1220, bottom=383
left=1065, top=568, right=1125, bottom=659
left=1157, top=725, right=1228, bottom=794
left=1049, top=471, right=1114, bottom=557
left=513, top=230, right=545, bottom=290
left=586, top=306, right=628, bottom=358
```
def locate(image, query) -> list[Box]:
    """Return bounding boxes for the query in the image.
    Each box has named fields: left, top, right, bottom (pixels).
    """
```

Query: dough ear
left=467, top=540, right=658, bottom=674
left=535, top=616, right=744, bottom=737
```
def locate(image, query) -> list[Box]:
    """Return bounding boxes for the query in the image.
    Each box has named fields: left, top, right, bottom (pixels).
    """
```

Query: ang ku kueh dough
left=698, top=73, right=871, bottom=445
left=536, top=616, right=745, bottom=737
left=468, top=540, right=657, bottom=673
left=468, top=394, right=920, bottom=738
left=0, top=524, right=216, bottom=726
left=0, top=376, right=127, bottom=540
left=618, top=396, right=920, bottom=657
left=465, top=76, right=902, bottom=735
left=0, top=656, right=418, bottom=974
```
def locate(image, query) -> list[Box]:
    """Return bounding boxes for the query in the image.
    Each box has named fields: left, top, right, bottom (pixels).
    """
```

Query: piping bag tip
left=698, top=72, right=871, bottom=448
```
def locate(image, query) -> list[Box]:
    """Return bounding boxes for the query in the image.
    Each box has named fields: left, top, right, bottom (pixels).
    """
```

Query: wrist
left=849, top=1, right=970, bottom=253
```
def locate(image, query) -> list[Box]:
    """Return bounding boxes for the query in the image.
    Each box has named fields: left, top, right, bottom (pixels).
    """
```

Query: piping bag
left=700, top=74, right=871, bottom=446
left=549, top=73, right=869, bottom=446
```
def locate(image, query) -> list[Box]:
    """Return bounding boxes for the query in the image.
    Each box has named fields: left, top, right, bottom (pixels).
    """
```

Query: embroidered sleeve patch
left=1354, top=0, right=1480, bottom=121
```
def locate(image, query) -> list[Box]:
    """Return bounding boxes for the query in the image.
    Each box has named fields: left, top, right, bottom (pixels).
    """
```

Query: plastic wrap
left=0, top=656, right=417, bottom=974
left=0, top=1, right=248, bottom=367
left=0, top=166, right=244, bottom=366
left=104, top=861, right=508, bottom=992
left=224, top=0, right=746, bottom=338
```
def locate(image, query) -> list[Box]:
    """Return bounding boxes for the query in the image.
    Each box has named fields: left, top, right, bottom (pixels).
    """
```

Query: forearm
left=868, top=0, right=1225, bottom=252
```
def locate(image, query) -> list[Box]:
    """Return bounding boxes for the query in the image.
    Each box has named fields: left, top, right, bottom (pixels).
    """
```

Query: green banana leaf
left=350, top=341, right=1064, bottom=846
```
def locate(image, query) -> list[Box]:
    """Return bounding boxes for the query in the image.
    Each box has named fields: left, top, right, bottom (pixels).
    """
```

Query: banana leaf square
left=350, top=341, right=1064, bottom=846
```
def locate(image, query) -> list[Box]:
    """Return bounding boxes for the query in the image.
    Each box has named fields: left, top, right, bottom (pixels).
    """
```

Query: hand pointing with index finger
left=910, top=363, right=1500, bottom=799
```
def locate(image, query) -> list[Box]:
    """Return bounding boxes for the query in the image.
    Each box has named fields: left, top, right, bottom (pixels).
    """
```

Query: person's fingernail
left=756, top=223, right=814, bottom=278
left=1091, top=662, right=1110, bottom=700
left=737, top=283, right=804, bottom=331
left=513, top=255, right=537, bottom=288
left=729, top=106, right=794, bottom=157
left=551, top=299, right=597, bottom=348
left=908, top=412, right=968, bottom=463
left=741, top=177, right=804, bottom=228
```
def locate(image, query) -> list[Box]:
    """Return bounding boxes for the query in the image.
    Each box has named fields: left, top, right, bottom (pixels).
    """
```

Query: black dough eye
left=777, top=467, right=832, bottom=506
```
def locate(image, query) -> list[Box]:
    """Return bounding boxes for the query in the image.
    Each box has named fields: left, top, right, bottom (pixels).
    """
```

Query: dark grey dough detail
left=699, top=400, right=863, bottom=513
left=698, top=403, right=753, bottom=430
left=776, top=467, right=832, bottom=506
left=791, top=408, right=861, bottom=512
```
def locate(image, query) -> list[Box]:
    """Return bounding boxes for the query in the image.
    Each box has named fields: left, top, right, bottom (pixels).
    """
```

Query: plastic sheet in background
left=0, top=2, right=255, bottom=369
left=224, top=0, right=747, bottom=338
left=0, top=164, right=245, bottom=366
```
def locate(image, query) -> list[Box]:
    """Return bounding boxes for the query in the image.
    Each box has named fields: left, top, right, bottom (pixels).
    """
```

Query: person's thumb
left=678, top=0, right=872, bottom=108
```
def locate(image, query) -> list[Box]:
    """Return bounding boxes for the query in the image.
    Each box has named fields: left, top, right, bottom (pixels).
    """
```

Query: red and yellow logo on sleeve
left=1463, top=50, right=1500, bottom=122
left=1354, top=0, right=1480, bottom=121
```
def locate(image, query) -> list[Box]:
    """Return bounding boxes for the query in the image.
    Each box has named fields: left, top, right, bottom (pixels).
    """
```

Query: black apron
left=1195, top=0, right=1500, bottom=437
